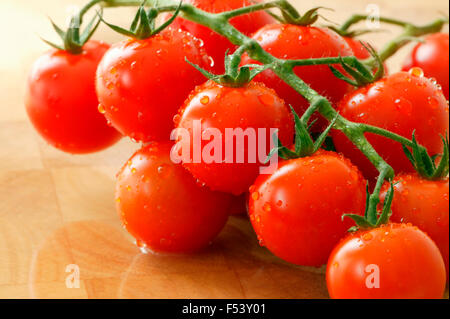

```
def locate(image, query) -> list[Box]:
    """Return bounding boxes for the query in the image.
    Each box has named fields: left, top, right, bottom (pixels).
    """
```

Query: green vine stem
left=337, top=14, right=448, bottom=66
left=81, top=0, right=446, bottom=222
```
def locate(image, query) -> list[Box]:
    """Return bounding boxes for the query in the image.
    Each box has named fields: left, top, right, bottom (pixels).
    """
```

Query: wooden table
left=0, top=0, right=448, bottom=299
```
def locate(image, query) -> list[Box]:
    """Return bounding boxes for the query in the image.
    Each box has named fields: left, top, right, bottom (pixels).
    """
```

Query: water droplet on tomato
left=409, top=67, right=424, bottom=77
left=200, top=96, right=210, bottom=105
left=173, top=114, right=181, bottom=125
left=263, top=203, right=272, bottom=212
left=98, top=104, right=106, bottom=114
left=110, top=66, right=117, bottom=74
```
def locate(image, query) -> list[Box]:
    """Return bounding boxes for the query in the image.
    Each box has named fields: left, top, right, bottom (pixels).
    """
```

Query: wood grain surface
left=0, top=0, right=448, bottom=299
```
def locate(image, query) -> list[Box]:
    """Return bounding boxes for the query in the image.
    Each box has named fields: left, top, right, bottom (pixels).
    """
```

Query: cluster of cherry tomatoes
left=25, top=0, right=449, bottom=299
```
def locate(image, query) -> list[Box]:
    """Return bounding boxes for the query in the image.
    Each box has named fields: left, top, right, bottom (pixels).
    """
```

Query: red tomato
left=248, top=151, right=367, bottom=267
left=332, top=71, right=449, bottom=180
left=165, top=0, right=274, bottom=73
left=25, top=41, right=122, bottom=154
left=96, top=28, right=212, bottom=143
left=380, top=174, right=449, bottom=280
left=241, top=24, right=353, bottom=130
left=116, top=142, right=232, bottom=253
left=403, top=33, right=449, bottom=100
left=327, top=223, right=447, bottom=299
left=175, top=81, right=294, bottom=195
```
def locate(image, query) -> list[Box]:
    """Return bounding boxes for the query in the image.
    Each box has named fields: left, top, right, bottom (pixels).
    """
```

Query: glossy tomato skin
left=403, top=33, right=449, bottom=100
left=176, top=81, right=294, bottom=196
left=327, top=223, right=446, bottom=299
left=381, top=174, right=449, bottom=280
left=116, top=142, right=232, bottom=253
left=96, top=28, right=212, bottom=143
left=25, top=41, right=122, bottom=154
left=165, top=0, right=274, bottom=73
left=332, top=71, right=449, bottom=180
left=248, top=151, right=367, bottom=267
left=242, top=24, right=353, bottom=129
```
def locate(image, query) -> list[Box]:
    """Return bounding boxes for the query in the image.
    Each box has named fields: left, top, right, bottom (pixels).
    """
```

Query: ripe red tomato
left=116, top=142, right=232, bottom=253
left=165, top=0, right=274, bottom=73
left=327, top=223, right=447, bottom=299
left=403, top=33, right=449, bottom=100
left=241, top=24, right=353, bottom=129
left=332, top=71, right=449, bottom=180
left=248, top=151, right=367, bottom=267
left=25, top=40, right=122, bottom=154
left=380, top=174, right=449, bottom=280
left=96, top=28, right=212, bottom=143
left=175, top=81, right=294, bottom=196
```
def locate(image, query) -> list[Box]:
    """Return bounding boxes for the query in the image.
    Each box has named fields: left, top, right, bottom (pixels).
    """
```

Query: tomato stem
left=337, top=14, right=448, bottom=66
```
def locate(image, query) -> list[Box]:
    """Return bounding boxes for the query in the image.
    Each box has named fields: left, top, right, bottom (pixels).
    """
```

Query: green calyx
left=344, top=182, right=394, bottom=232
left=403, top=132, right=449, bottom=180
left=99, top=1, right=182, bottom=40
left=275, top=5, right=330, bottom=26
left=186, top=46, right=271, bottom=88
left=42, top=11, right=102, bottom=54
left=266, top=107, right=338, bottom=163
left=329, top=43, right=385, bottom=87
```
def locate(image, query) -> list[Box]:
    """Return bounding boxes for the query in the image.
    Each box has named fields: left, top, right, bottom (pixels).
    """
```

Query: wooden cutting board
left=0, top=0, right=448, bottom=299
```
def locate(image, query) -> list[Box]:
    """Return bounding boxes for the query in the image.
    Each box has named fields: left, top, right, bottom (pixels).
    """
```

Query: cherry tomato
left=380, top=174, right=449, bottom=280
left=165, top=0, right=274, bottom=73
left=248, top=151, right=367, bottom=267
left=116, top=142, right=232, bottom=253
left=175, top=81, right=294, bottom=196
left=332, top=71, right=449, bottom=180
left=327, top=223, right=447, bottom=299
left=403, top=33, right=449, bottom=100
left=241, top=24, right=353, bottom=130
left=96, top=28, right=212, bottom=143
left=25, top=41, right=122, bottom=154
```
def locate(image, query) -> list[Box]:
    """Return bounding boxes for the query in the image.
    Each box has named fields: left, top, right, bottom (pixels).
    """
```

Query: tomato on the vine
left=380, top=174, right=449, bottom=280
left=403, top=33, right=449, bottom=100
left=25, top=40, right=122, bottom=154
left=327, top=223, right=447, bottom=299
left=175, top=80, right=294, bottom=196
left=332, top=71, right=449, bottom=180
left=96, top=28, right=212, bottom=143
left=241, top=24, right=353, bottom=130
left=248, top=151, right=367, bottom=267
left=165, top=0, right=274, bottom=73
left=116, top=142, right=232, bottom=253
